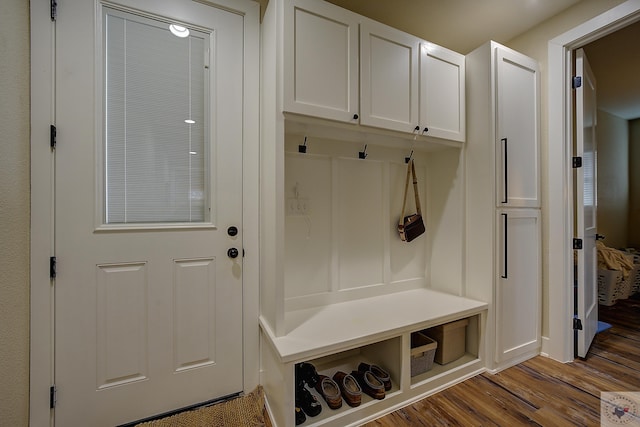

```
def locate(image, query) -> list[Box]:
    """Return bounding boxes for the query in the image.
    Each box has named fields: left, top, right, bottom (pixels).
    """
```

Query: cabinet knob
left=414, top=125, right=420, bottom=132
left=353, top=113, right=359, bottom=120
left=423, top=127, right=429, bottom=133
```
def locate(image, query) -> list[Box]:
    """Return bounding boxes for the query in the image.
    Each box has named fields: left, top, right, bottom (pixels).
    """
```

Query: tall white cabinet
left=465, top=41, right=541, bottom=371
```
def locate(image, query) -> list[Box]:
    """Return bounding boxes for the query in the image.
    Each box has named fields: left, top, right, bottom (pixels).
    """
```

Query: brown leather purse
left=398, top=159, right=425, bottom=242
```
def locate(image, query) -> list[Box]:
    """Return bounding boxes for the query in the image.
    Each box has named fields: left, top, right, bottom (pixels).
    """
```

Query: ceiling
left=256, top=0, right=640, bottom=121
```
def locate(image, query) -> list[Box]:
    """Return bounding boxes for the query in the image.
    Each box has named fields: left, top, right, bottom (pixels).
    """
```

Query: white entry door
left=575, top=48, right=598, bottom=358
left=55, top=1, right=244, bottom=425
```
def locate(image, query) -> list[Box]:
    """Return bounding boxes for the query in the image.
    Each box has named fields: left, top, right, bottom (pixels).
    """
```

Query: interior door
left=55, top=1, right=244, bottom=425
left=575, top=48, right=598, bottom=358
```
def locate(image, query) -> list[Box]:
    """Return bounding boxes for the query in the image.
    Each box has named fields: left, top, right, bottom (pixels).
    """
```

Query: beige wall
left=630, top=119, right=640, bottom=246
left=596, top=110, right=629, bottom=250
left=506, top=0, right=627, bottom=339
left=0, top=0, right=31, bottom=425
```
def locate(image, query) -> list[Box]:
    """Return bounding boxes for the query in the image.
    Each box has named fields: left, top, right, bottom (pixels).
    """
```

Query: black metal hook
left=405, top=150, right=414, bottom=164
left=298, top=136, right=308, bottom=153
left=359, top=144, right=368, bottom=159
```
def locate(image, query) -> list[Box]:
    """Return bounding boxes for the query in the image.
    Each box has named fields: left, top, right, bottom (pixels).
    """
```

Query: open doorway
left=573, top=20, right=640, bottom=357
left=547, top=1, right=640, bottom=364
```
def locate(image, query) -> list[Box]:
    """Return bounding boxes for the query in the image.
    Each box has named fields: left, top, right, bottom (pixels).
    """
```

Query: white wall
left=0, top=0, right=31, bottom=425
left=596, top=110, right=629, bottom=249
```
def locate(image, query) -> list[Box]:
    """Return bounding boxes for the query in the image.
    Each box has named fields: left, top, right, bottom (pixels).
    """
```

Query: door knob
left=227, top=248, right=239, bottom=259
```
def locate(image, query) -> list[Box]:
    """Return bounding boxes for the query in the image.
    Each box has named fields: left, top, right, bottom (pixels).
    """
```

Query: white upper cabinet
left=360, top=20, right=420, bottom=134
left=283, top=0, right=359, bottom=123
left=282, top=0, right=465, bottom=144
left=495, top=47, right=540, bottom=208
left=420, top=43, right=465, bottom=142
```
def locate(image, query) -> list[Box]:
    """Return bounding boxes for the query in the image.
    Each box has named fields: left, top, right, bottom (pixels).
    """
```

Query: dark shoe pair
left=351, top=369, right=385, bottom=400
left=296, top=362, right=320, bottom=388
left=332, top=371, right=362, bottom=407
left=295, top=362, right=322, bottom=422
left=358, top=362, right=392, bottom=391
left=295, top=382, right=322, bottom=418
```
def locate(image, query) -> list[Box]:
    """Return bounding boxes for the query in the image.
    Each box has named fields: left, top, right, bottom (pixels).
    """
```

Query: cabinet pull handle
left=501, top=138, right=508, bottom=204
left=501, top=213, right=508, bottom=279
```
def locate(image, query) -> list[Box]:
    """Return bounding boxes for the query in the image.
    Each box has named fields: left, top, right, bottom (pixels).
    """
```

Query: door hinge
left=573, top=318, right=583, bottom=330
left=51, top=0, right=57, bottom=21
left=572, top=157, right=582, bottom=168
left=50, top=125, right=57, bottom=149
left=573, top=238, right=583, bottom=250
left=50, top=385, right=57, bottom=408
left=50, top=256, right=57, bottom=279
left=572, top=76, right=582, bottom=89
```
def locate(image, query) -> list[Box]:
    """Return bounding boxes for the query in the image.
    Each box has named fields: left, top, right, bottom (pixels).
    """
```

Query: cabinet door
left=495, top=209, right=541, bottom=364
left=419, top=42, right=465, bottom=142
left=360, top=20, right=419, bottom=133
left=496, top=47, right=540, bottom=208
left=283, top=0, right=359, bottom=123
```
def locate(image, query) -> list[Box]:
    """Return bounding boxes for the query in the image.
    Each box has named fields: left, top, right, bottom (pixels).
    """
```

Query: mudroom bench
left=260, top=288, right=488, bottom=427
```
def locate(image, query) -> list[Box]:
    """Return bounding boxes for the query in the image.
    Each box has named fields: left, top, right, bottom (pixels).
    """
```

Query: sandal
left=351, top=370, right=385, bottom=400
left=358, top=362, right=392, bottom=391
left=295, top=384, right=322, bottom=417
left=314, top=375, right=342, bottom=409
left=295, top=362, right=320, bottom=388
left=332, top=371, right=362, bottom=407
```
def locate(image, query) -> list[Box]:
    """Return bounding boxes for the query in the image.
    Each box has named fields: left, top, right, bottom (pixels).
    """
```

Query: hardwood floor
left=364, top=296, right=640, bottom=427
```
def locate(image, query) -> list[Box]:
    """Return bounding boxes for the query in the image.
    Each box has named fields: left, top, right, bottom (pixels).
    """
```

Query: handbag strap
left=399, top=159, right=422, bottom=226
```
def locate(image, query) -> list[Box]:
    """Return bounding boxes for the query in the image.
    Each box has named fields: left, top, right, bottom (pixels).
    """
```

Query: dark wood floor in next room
left=365, top=297, right=640, bottom=426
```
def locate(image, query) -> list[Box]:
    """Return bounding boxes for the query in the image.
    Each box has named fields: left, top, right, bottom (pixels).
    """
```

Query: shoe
left=358, top=362, right=392, bottom=391
left=295, top=362, right=320, bottom=388
left=295, top=406, right=306, bottom=425
left=295, top=383, right=322, bottom=417
left=332, top=371, right=362, bottom=407
left=351, top=370, right=385, bottom=400
left=314, top=375, right=342, bottom=409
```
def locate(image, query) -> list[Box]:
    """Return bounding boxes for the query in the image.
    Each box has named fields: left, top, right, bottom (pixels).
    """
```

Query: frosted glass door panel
left=104, top=8, right=209, bottom=224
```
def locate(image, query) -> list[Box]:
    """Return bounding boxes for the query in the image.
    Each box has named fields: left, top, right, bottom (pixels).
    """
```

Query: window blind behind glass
left=105, top=11, right=206, bottom=224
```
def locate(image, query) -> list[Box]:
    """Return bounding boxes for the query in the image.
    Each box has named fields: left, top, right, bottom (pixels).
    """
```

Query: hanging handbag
left=398, top=159, right=425, bottom=242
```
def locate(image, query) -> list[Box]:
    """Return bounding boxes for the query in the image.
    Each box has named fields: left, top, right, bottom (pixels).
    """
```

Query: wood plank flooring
left=364, top=296, right=640, bottom=427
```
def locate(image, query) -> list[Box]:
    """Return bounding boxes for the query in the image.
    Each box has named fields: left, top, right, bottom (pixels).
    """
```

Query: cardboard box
left=423, top=318, right=469, bottom=364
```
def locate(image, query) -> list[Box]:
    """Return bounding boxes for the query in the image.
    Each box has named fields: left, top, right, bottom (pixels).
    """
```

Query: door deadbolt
left=228, top=226, right=238, bottom=237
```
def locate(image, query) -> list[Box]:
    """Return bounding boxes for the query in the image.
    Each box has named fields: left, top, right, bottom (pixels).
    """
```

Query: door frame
left=29, top=0, right=260, bottom=425
left=546, top=0, right=640, bottom=363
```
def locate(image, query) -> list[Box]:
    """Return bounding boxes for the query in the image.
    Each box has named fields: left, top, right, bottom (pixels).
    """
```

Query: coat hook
left=405, top=150, right=414, bottom=164
left=358, top=144, right=368, bottom=159
left=298, top=136, right=308, bottom=153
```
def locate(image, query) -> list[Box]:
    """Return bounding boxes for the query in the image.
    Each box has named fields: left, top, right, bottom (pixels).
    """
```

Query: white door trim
left=546, top=0, right=640, bottom=363
left=29, top=0, right=260, bottom=425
